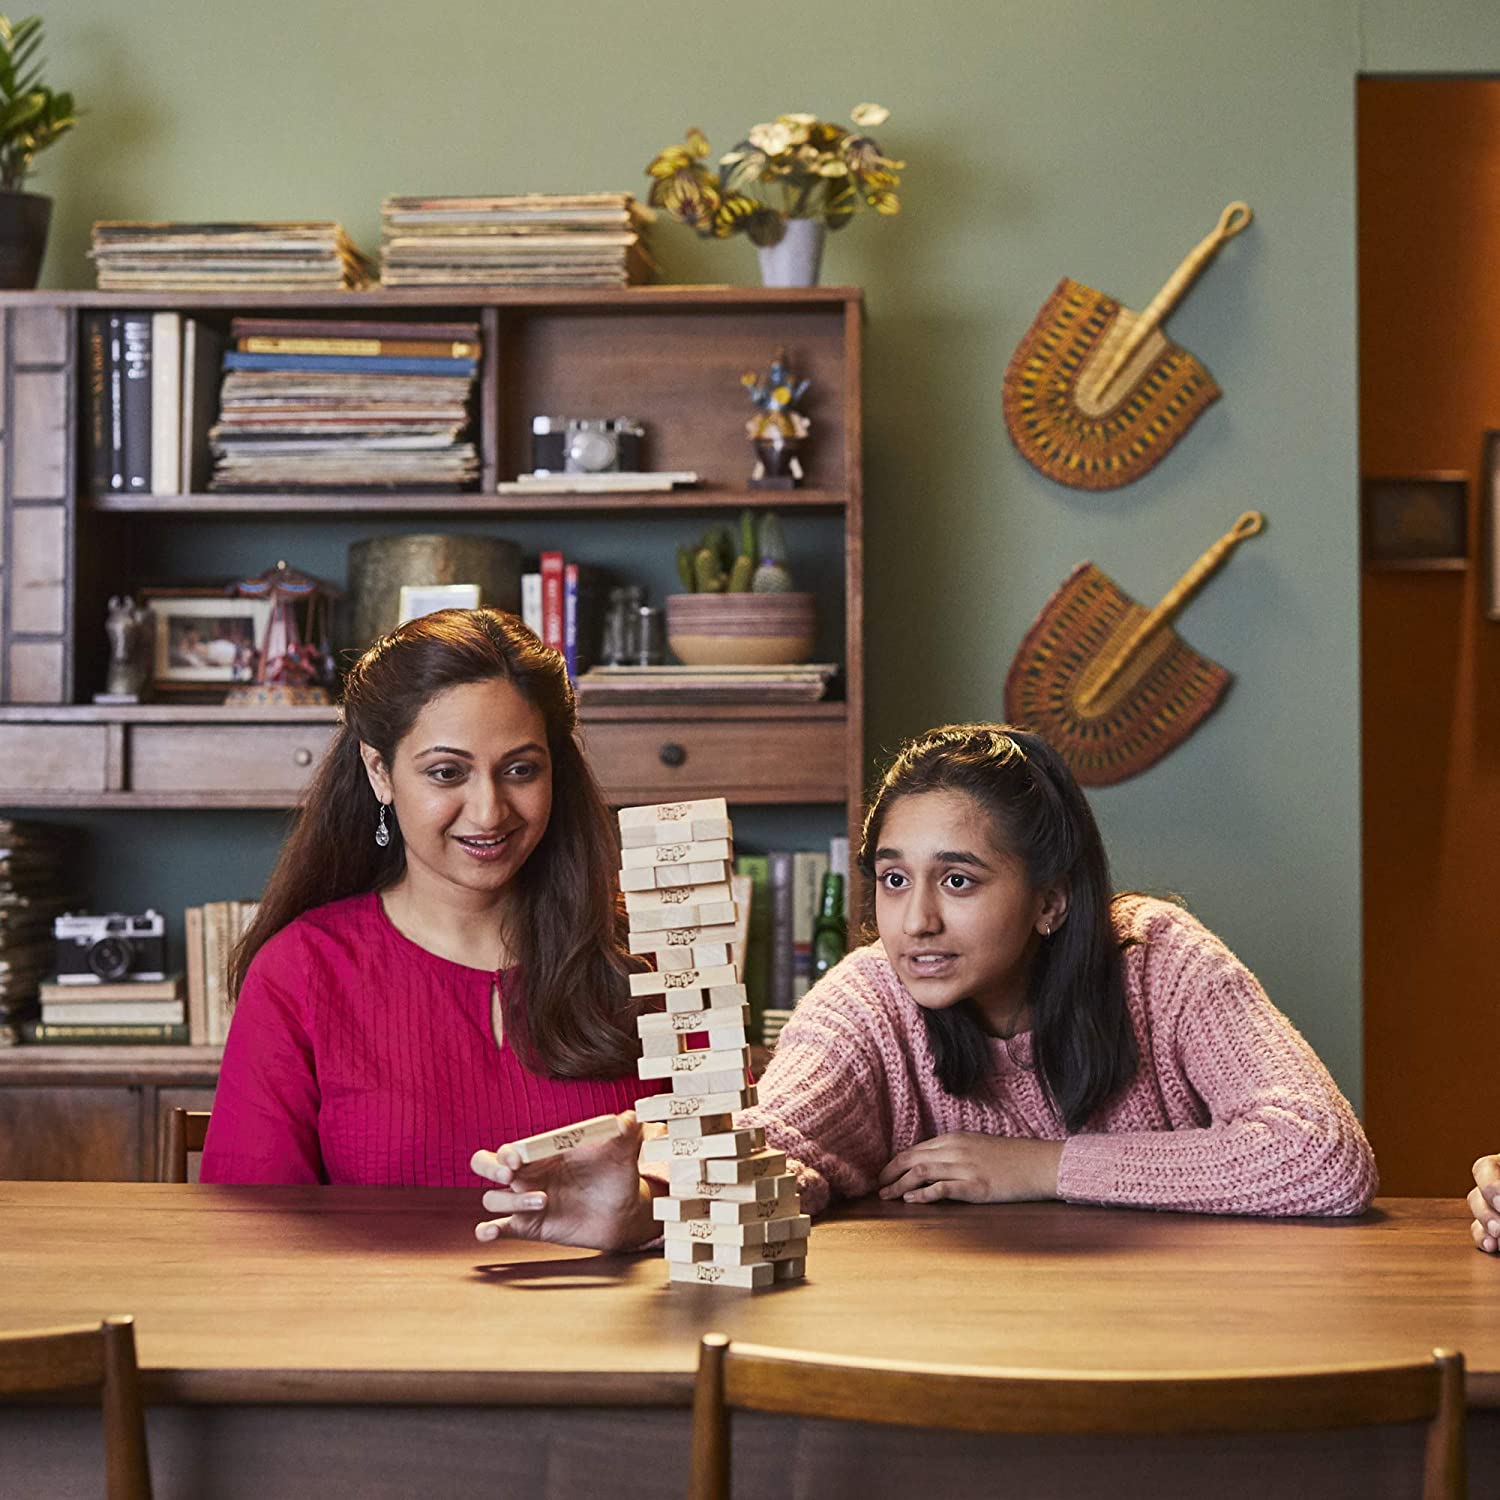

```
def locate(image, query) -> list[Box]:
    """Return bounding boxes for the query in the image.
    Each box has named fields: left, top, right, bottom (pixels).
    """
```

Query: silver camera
left=54, top=909, right=167, bottom=984
left=530, top=416, right=645, bottom=475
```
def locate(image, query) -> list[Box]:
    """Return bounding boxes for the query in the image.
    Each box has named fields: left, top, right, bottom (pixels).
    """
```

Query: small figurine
left=742, top=349, right=812, bottom=489
left=94, top=594, right=151, bottom=704
left=224, top=561, right=341, bottom=707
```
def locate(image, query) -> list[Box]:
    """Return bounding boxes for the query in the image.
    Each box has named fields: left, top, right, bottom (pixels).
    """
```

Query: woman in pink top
left=200, top=608, right=652, bottom=1211
left=472, top=723, right=1377, bottom=1245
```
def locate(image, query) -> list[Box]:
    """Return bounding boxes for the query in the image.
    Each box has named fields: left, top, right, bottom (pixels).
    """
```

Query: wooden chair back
left=161, top=1108, right=211, bottom=1183
left=688, top=1336, right=1465, bottom=1500
left=0, top=1315, right=153, bottom=1499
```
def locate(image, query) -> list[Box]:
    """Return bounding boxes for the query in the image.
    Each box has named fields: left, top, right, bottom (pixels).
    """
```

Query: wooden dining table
left=2, top=1183, right=1498, bottom=1499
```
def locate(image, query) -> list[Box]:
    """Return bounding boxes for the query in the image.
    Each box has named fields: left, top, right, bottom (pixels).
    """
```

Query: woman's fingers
left=902, top=1180, right=961, bottom=1204
left=481, top=1188, right=546, bottom=1215
left=1471, top=1218, right=1497, bottom=1254
left=1466, top=1186, right=1500, bottom=1239
left=1475, top=1155, right=1500, bottom=1211
left=470, top=1149, right=514, bottom=1186
left=877, top=1140, right=944, bottom=1188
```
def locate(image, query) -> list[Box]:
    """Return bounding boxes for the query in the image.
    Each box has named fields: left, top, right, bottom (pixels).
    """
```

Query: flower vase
left=757, top=217, right=826, bottom=288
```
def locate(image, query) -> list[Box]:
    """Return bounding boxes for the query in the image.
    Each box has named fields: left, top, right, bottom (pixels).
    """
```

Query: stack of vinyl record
left=0, top=821, right=79, bottom=1045
left=90, top=222, right=373, bottom=290
left=209, top=316, right=481, bottom=490
left=379, top=194, right=654, bottom=287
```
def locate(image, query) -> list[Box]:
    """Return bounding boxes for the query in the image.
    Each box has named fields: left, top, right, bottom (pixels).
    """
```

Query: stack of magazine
left=90, top=221, right=373, bottom=290
left=574, top=664, right=837, bottom=707
left=379, top=194, right=654, bottom=287
left=0, top=821, right=79, bottom=1046
left=209, top=317, right=481, bottom=490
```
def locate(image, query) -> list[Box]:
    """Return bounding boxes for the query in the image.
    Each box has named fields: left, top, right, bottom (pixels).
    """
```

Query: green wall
left=27, top=0, right=1493, bottom=1106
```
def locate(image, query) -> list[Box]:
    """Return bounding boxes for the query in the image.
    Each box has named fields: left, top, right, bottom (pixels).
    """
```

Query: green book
left=21, top=1020, right=190, bottom=1045
left=734, top=854, right=771, bottom=1043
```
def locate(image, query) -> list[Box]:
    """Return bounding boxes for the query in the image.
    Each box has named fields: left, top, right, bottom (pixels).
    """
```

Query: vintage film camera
left=530, top=416, right=645, bottom=475
left=54, top=909, right=168, bottom=984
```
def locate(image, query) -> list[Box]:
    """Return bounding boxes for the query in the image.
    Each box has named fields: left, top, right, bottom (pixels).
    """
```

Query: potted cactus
left=666, top=509, right=815, bottom=666
left=0, top=15, right=78, bottom=288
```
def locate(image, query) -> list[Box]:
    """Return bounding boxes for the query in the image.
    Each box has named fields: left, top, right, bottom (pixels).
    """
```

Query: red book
left=539, top=552, right=565, bottom=651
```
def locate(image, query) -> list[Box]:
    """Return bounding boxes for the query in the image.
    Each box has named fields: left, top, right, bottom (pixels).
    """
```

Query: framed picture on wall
left=1483, top=435, right=1500, bottom=620
left=1360, top=474, right=1469, bottom=572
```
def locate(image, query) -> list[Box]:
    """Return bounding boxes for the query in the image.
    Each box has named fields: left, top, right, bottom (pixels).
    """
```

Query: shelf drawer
left=0, top=724, right=111, bottom=794
left=130, top=725, right=337, bottom=795
left=580, top=717, right=847, bottom=803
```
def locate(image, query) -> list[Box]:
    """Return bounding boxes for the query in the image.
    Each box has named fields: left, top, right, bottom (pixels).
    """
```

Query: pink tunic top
left=200, top=891, right=646, bottom=1186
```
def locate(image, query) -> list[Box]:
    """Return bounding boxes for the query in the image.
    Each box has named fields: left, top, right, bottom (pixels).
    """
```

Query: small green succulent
left=675, top=510, right=793, bottom=593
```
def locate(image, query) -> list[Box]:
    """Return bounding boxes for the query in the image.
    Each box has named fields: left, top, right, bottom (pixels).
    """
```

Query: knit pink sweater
left=742, top=895, right=1377, bottom=1218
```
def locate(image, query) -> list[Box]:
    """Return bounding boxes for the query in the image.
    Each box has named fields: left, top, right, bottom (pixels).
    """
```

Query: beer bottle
left=810, top=872, right=846, bottom=981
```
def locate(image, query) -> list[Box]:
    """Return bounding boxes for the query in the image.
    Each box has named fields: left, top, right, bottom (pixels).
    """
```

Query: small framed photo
left=397, top=582, right=481, bottom=623
left=147, top=593, right=272, bottom=690
left=1361, top=474, right=1469, bottom=572
left=1483, top=435, right=1500, bottom=619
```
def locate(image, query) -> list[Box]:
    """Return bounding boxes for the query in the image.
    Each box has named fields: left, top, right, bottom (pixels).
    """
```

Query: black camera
left=530, top=416, right=645, bottom=475
left=54, top=909, right=167, bottom=984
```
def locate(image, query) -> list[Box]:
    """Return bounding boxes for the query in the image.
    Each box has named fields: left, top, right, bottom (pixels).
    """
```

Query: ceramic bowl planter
left=757, top=218, right=826, bottom=288
left=666, top=591, right=816, bottom=666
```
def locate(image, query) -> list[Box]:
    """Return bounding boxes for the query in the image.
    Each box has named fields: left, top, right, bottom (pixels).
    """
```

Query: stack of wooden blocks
left=620, top=797, right=810, bottom=1289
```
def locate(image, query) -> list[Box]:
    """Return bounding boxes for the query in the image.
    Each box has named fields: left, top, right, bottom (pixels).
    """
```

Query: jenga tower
left=619, top=797, right=810, bottom=1289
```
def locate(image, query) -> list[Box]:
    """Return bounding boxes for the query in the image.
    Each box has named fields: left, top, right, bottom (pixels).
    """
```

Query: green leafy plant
left=675, top=510, right=794, bottom=594
left=645, top=104, right=903, bottom=247
left=0, top=15, right=77, bottom=194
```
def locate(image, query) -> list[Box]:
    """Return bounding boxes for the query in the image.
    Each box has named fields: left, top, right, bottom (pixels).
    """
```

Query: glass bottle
left=810, top=872, right=846, bottom=981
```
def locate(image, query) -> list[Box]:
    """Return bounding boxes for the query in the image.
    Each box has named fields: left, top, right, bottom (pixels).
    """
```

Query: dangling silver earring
left=375, top=802, right=391, bottom=848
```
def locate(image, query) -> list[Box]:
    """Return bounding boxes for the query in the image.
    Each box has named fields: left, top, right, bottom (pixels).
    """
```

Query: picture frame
left=1483, top=435, right=1500, bottom=620
left=397, top=582, right=482, bottom=623
left=1360, top=474, right=1469, bottom=572
left=146, top=592, right=272, bottom=690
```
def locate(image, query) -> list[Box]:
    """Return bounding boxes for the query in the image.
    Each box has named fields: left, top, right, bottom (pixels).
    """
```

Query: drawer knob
left=658, top=742, right=687, bottom=768
left=294, top=748, right=314, bottom=767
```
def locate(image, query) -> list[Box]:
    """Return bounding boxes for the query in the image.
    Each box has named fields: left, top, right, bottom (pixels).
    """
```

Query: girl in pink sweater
left=473, top=723, right=1377, bottom=1244
left=201, top=609, right=652, bottom=1191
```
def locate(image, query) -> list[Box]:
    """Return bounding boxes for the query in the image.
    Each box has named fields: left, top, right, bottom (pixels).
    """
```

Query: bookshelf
left=0, top=284, right=864, bottom=1180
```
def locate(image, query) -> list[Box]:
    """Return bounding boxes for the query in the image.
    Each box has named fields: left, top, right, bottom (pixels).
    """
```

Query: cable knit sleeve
left=1056, top=906, right=1378, bottom=1218
left=199, top=925, right=325, bottom=1185
left=740, top=952, right=907, bottom=1215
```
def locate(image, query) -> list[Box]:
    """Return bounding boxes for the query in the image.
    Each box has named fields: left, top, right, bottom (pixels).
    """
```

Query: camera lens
left=566, top=426, right=619, bottom=473
left=87, top=935, right=134, bottom=981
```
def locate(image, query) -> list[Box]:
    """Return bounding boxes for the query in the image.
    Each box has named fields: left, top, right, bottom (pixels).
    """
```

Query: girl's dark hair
left=232, top=607, right=639, bottom=1078
left=858, top=723, right=1137, bottom=1131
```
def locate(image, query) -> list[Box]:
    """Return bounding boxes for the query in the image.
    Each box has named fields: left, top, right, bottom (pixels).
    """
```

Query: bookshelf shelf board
left=0, top=702, right=844, bottom=726
left=0, top=1046, right=223, bottom=1081
left=85, top=487, right=848, bottom=516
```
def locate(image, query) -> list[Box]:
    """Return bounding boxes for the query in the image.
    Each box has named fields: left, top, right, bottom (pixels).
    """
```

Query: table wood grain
left=3, top=1184, right=1497, bottom=1408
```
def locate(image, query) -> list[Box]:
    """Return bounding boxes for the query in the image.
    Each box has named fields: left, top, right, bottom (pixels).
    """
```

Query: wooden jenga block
left=624, top=884, right=734, bottom=916
left=637, top=1045, right=750, bottom=1079
left=670, top=1068, right=748, bottom=1096
left=661, top=1212, right=810, bottom=1246
left=772, top=1257, right=807, bottom=1282
left=653, top=942, right=734, bottom=973
left=652, top=859, right=733, bottom=889
left=651, top=1196, right=710, bottom=1222
left=666, top=1112, right=735, bottom=1138
left=636, top=1027, right=694, bottom=1060
left=663, top=987, right=712, bottom=1015
left=665, top=1169, right=786, bottom=1203
left=507, top=1113, right=622, bottom=1164
left=618, top=797, right=728, bottom=829
left=630, top=967, right=740, bottom=998
left=663, top=1238, right=713, bottom=1263
left=621, top=839, right=733, bottom=870
left=642, top=1018, right=745, bottom=1049
left=667, top=1260, right=774, bottom=1289
left=710, top=1235, right=810, bottom=1266
left=640, top=1127, right=764, bottom=1163
left=701, top=1147, right=787, bottom=1184
left=708, top=1179, right=799, bottom=1223
left=627, top=920, right=741, bottom=953
left=620, top=816, right=733, bottom=850
left=636, top=1003, right=750, bottom=1038
left=634, top=1088, right=756, bottom=1122
left=707, top=984, right=749, bottom=1007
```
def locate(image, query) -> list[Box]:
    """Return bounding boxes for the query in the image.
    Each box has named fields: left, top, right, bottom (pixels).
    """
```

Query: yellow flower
left=851, top=103, right=890, bottom=128
left=748, top=121, right=794, bottom=156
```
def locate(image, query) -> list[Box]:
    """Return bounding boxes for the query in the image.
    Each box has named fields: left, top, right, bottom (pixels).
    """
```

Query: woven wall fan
left=1004, top=512, right=1265, bottom=785
left=1003, top=203, right=1252, bottom=490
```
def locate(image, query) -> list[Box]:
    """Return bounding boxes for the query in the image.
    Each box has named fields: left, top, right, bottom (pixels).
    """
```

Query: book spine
left=734, top=855, right=770, bottom=1041
left=23, top=1021, right=189, bottom=1045
left=222, top=351, right=477, bottom=376
left=202, top=900, right=223, bottom=1048
left=792, top=852, right=829, bottom=1001
left=185, top=905, right=207, bottom=1046
left=829, top=836, right=850, bottom=891
left=768, top=852, right=794, bottom=1012
left=82, top=312, right=110, bottom=494
left=121, top=313, right=152, bottom=492
left=520, top=572, right=543, bottom=637
left=239, top=336, right=480, bottom=359
left=563, top=563, right=580, bottom=680
left=107, top=314, right=125, bottom=491
left=539, top=552, right=565, bottom=651
left=150, top=311, right=182, bottom=494
left=41, top=1001, right=187, bottom=1025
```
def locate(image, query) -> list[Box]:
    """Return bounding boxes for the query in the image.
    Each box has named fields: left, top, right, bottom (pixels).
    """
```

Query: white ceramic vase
left=757, top=217, right=826, bottom=288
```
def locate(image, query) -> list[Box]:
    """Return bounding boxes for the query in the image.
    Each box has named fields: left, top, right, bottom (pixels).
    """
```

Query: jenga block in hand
left=507, top=1114, right=622, bottom=1164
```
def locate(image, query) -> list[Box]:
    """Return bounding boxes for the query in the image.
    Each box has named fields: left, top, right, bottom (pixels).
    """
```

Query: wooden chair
left=161, top=1108, right=211, bottom=1184
left=688, top=1336, right=1466, bottom=1500
left=0, top=1315, right=153, bottom=1499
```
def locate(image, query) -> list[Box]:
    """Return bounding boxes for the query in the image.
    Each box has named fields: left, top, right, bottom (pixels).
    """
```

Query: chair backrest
left=0, top=1315, right=153, bottom=1500
left=688, top=1336, right=1465, bottom=1500
left=161, top=1108, right=211, bottom=1184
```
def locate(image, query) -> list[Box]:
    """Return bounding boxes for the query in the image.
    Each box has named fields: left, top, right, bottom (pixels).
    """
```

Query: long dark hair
left=233, top=608, right=640, bottom=1078
left=858, top=723, right=1138, bottom=1131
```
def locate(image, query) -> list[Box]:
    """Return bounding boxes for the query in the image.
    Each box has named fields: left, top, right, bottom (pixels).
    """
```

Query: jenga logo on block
left=656, top=843, right=688, bottom=863
left=661, top=888, right=690, bottom=905
left=671, top=1052, right=705, bottom=1071
left=671, top=1139, right=698, bottom=1156
left=699, top=1264, right=726, bottom=1281
left=755, top=1199, right=778, bottom=1218
left=667, top=1097, right=700, bottom=1117
left=658, top=803, right=689, bottom=820
left=759, top=1241, right=793, bottom=1261
left=688, top=1218, right=714, bottom=1236
left=665, top=928, right=699, bottom=944
left=663, top=971, right=700, bottom=988
left=551, top=1129, right=584, bottom=1150
left=671, top=1012, right=698, bottom=1031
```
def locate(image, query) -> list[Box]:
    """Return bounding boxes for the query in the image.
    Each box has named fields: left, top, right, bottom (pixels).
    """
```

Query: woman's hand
left=877, top=1134, right=1064, bottom=1205
left=1468, top=1155, right=1500, bottom=1253
left=471, top=1110, right=657, bottom=1252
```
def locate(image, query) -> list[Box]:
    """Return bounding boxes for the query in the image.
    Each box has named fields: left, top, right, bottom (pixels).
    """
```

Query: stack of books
left=0, top=822, right=78, bottom=1046
left=575, top=664, right=838, bottom=708
left=209, top=317, right=481, bottom=490
left=184, top=900, right=259, bottom=1047
left=379, top=194, right=654, bottom=287
left=29, top=974, right=186, bottom=1045
left=90, top=221, right=373, bottom=291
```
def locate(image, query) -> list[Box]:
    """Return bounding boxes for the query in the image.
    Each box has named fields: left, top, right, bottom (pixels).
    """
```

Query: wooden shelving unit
left=0, top=283, right=865, bottom=1180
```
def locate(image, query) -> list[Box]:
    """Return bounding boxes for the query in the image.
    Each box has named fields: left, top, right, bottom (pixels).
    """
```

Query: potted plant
left=0, top=14, right=77, bottom=289
left=645, top=104, right=903, bottom=286
left=666, top=510, right=816, bottom=666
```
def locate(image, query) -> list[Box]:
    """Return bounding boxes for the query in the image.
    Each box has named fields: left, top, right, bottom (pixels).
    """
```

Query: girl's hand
left=877, top=1134, right=1064, bottom=1205
left=1469, top=1155, right=1500, bottom=1253
left=471, top=1110, right=656, bottom=1252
